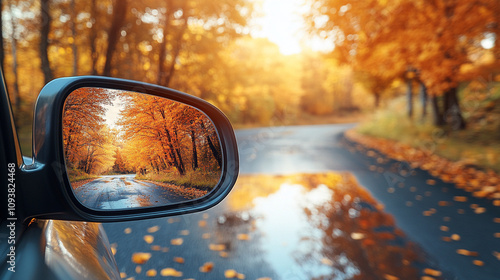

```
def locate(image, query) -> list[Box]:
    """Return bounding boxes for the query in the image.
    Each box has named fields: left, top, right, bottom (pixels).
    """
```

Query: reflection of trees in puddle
left=228, top=173, right=442, bottom=280
left=296, top=174, right=427, bottom=280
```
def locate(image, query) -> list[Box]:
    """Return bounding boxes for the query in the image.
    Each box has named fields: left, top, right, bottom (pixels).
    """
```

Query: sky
left=252, top=0, right=335, bottom=55
left=251, top=0, right=307, bottom=55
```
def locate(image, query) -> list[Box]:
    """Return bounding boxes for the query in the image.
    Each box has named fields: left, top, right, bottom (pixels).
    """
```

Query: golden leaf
left=171, top=238, right=184, bottom=245
left=146, top=269, right=157, bottom=277
left=160, top=268, right=183, bottom=277
left=131, top=253, right=151, bottom=264
left=143, top=235, right=154, bottom=244
left=147, top=226, right=160, bottom=233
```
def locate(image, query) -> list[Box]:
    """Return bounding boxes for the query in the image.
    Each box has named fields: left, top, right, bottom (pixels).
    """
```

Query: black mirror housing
left=19, top=76, right=239, bottom=222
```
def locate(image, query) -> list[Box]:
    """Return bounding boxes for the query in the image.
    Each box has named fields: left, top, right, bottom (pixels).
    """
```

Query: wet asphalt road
left=103, top=124, right=500, bottom=280
left=74, top=174, right=187, bottom=209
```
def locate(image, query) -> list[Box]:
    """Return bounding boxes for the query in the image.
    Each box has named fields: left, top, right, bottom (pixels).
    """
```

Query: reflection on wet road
left=74, top=174, right=188, bottom=209
left=104, top=174, right=446, bottom=279
left=228, top=174, right=442, bottom=279
left=104, top=124, right=500, bottom=280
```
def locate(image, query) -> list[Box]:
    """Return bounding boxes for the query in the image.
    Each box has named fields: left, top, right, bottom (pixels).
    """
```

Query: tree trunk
left=157, top=1, right=173, bottom=85
left=191, top=130, right=198, bottom=170
left=102, top=0, right=127, bottom=76
left=70, top=0, right=78, bottom=76
left=430, top=95, right=444, bottom=126
left=443, top=87, right=466, bottom=130
left=89, top=0, right=98, bottom=75
left=158, top=1, right=188, bottom=87
left=420, top=82, right=428, bottom=120
left=40, top=0, right=54, bottom=84
left=407, top=79, right=413, bottom=118
left=374, top=92, right=380, bottom=108
left=201, top=122, right=221, bottom=168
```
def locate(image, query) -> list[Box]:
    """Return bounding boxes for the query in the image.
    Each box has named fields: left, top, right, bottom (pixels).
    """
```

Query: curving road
left=74, top=174, right=189, bottom=210
left=103, top=124, right=500, bottom=280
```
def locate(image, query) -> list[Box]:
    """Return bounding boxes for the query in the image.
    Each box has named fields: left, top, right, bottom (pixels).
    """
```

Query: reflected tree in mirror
left=62, top=88, right=222, bottom=210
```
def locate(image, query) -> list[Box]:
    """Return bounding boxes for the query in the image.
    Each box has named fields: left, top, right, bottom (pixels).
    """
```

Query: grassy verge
left=67, top=168, right=99, bottom=183
left=357, top=97, right=500, bottom=173
left=136, top=170, right=220, bottom=191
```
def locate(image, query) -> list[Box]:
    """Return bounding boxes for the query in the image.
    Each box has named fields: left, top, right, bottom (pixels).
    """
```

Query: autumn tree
left=306, top=0, right=499, bottom=129
left=62, top=88, right=114, bottom=175
left=118, top=93, right=221, bottom=176
left=40, top=0, right=53, bottom=83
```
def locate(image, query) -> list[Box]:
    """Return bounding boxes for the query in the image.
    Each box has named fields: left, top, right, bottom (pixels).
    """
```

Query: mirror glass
left=62, top=87, right=222, bottom=210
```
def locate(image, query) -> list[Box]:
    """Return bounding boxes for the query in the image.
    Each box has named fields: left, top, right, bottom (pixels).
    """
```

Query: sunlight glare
left=252, top=0, right=304, bottom=55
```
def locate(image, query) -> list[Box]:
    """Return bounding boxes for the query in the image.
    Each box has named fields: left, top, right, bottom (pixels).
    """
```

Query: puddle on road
left=221, top=172, right=444, bottom=280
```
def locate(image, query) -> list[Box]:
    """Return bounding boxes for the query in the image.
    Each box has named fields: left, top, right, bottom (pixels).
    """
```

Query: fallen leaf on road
left=456, top=249, right=478, bottom=256
left=219, top=251, right=229, bottom=258
left=454, top=196, right=467, bottom=202
left=225, top=269, right=238, bottom=278
left=147, top=226, right=160, bottom=233
left=494, top=218, right=500, bottom=223
left=124, top=228, right=132, bottom=234
left=451, top=234, right=460, bottom=241
left=171, top=238, right=183, bottom=245
left=426, top=179, right=436, bottom=185
left=209, top=244, right=226, bottom=251
left=135, top=266, right=141, bottom=274
left=151, top=245, right=161, bottom=251
left=383, top=274, right=399, bottom=280
left=474, top=207, right=486, bottom=214
left=494, top=233, right=500, bottom=238
left=174, top=257, right=184, bottom=264
left=131, top=253, right=151, bottom=264
left=438, top=201, right=449, bottom=206
left=473, top=260, right=484, bottom=266
left=423, top=268, right=442, bottom=277
left=440, top=226, right=449, bottom=232
left=143, top=235, right=154, bottom=244
left=146, top=269, right=157, bottom=277
left=493, top=251, right=500, bottom=260
left=120, top=272, right=126, bottom=278
left=180, top=230, right=190, bottom=235
left=199, top=262, right=214, bottom=273
left=202, top=233, right=211, bottom=239
left=199, top=220, right=207, bottom=227
left=160, top=268, right=182, bottom=277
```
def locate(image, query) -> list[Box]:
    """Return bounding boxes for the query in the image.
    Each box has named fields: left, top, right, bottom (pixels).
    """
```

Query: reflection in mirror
left=62, top=88, right=222, bottom=210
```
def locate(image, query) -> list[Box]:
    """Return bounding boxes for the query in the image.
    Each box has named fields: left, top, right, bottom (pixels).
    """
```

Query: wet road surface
left=74, top=174, right=189, bottom=209
left=103, top=124, right=500, bottom=280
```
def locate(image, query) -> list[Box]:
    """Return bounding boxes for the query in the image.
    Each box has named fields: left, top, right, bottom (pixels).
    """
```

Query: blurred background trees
left=2, top=0, right=499, bottom=145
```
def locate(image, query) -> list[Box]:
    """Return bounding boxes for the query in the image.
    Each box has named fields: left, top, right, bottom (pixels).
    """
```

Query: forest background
left=2, top=0, right=500, bottom=172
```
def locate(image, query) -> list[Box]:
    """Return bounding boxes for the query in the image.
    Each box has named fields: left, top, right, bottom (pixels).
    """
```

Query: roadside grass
left=357, top=93, right=500, bottom=173
left=136, top=170, right=220, bottom=190
left=67, top=168, right=99, bottom=183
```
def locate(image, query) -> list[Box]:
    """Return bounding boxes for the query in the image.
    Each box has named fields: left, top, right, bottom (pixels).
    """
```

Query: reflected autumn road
left=103, top=124, right=500, bottom=280
left=74, top=174, right=191, bottom=209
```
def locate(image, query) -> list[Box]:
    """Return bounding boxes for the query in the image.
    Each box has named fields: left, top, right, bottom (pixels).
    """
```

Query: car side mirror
left=23, top=76, right=238, bottom=222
